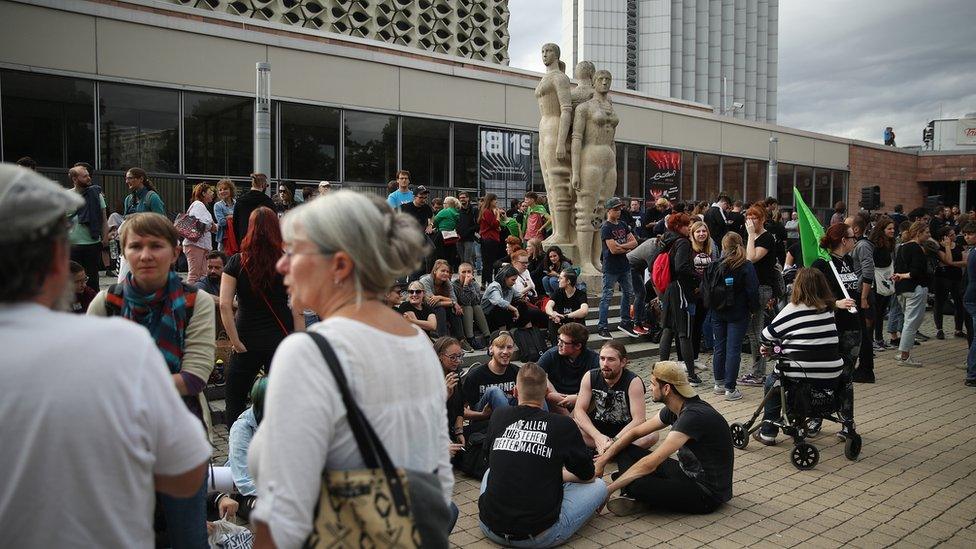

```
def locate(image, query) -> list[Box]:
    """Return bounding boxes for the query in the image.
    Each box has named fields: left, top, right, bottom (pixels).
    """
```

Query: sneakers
left=606, top=497, right=645, bottom=517
left=752, top=430, right=777, bottom=446
left=598, top=327, right=612, bottom=340
left=688, top=372, right=703, bottom=387
left=955, top=330, right=967, bottom=338
left=618, top=324, right=640, bottom=338
left=936, top=330, right=946, bottom=340
left=725, top=389, right=743, bottom=401
left=872, top=340, right=887, bottom=352
left=694, top=359, right=708, bottom=372
left=895, top=354, right=923, bottom=367
left=738, top=373, right=764, bottom=387
left=713, top=384, right=726, bottom=395
left=632, top=325, right=649, bottom=336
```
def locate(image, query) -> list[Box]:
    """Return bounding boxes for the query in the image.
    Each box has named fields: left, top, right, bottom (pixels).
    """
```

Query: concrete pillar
left=767, top=137, right=778, bottom=199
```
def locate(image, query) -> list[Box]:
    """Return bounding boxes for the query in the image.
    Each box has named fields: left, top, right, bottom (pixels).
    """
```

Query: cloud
left=507, top=0, right=976, bottom=146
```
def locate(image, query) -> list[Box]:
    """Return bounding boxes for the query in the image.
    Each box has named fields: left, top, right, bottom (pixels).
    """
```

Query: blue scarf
left=121, top=271, right=188, bottom=374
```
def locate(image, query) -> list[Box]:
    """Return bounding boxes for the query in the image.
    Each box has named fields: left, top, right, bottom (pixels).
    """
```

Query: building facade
left=164, top=0, right=511, bottom=65
left=562, top=0, right=778, bottom=123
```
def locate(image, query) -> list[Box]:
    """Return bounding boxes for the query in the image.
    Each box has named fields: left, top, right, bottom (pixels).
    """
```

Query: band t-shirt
left=588, top=368, right=643, bottom=437
left=601, top=220, right=633, bottom=274
left=811, top=255, right=859, bottom=332
left=479, top=406, right=594, bottom=536
left=659, top=396, right=734, bottom=503
left=537, top=347, right=600, bottom=395
left=461, top=362, right=520, bottom=410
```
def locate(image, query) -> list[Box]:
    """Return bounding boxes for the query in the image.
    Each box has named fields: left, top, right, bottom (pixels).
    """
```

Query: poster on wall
left=957, top=118, right=976, bottom=146
left=645, top=148, right=681, bottom=202
left=479, top=127, right=533, bottom=202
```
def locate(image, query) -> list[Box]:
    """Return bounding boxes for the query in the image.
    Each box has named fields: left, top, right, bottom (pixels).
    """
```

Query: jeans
left=614, top=445, right=720, bottom=513
left=712, top=316, right=749, bottom=391
left=542, top=275, right=559, bottom=297
left=966, top=302, right=976, bottom=381
left=897, top=286, right=928, bottom=353
left=475, top=387, right=518, bottom=411
left=631, top=267, right=647, bottom=325
left=460, top=240, right=479, bottom=267
left=702, top=311, right=714, bottom=350
left=479, top=470, right=607, bottom=548
left=747, top=285, right=774, bottom=377
left=462, top=304, right=491, bottom=339
left=433, top=306, right=465, bottom=338
left=888, top=293, right=904, bottom=335
left=157, top=477, right=208, bottom=548
left=599, top=270, right=633, bottom=330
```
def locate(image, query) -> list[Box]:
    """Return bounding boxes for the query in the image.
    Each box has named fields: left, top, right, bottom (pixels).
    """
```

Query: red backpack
left=651, top=250, right=672, bottom=294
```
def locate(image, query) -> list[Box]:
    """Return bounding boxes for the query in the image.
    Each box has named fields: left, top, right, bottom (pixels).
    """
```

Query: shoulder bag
left=175, top=211, right=205, bottom=242
left=303, top=332, right=451, bottom=549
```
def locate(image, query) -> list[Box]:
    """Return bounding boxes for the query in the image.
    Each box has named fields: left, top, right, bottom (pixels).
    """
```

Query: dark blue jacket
left=712, top=259, right=759, bottom=323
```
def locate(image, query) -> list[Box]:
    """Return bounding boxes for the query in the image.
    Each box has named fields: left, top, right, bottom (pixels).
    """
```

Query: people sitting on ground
left=435, top=337, right=467, bottom=460
left=482, top=266, right=525, bottom=331
left=420, top=259, right=466, bottom=343
left=754, top=268, right=847, bottom=445
left=87, top=211, right=216, bottom=546
left=574, top=341, right=657, bottom=453
left=544, top=268, right=589, bottom=342
left=383, top=281, right=405, bottom=309
left=194, top=250, right=227, bottom=305
left=211, top=377, right=267, bottom=526
left=595, top=360, right=734, bottom=516
left=541, top=246, right=573, bottom=297
left=478, top=362, right=606, bottom=547
left=69, top=260, right=97, bottom=314
left=453, top=262, right=491, bottom=350
left=525, top=238, right=547, bottom=291
left=462, top=331, right=522, bottom=425
left=511, top=248, right=550, bottom=328
left=0, top=165, right=211, bottom=547
left=398, top=280, right=438, bottom=334
left=248, top=190, right=453, bottom=547
left=538, top=323, right=600, bottom=414
left=493, top=235, right=523, bottom=273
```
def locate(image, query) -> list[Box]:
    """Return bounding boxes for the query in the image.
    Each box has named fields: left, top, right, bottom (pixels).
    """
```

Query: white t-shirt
left=249, top=317, right=453, bottom=549
left=184, top=199, right=215, bottom=250
left=0, top=303, right=211, bottom=548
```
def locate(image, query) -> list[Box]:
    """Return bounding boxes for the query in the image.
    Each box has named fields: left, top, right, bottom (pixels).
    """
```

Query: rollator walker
left=728, top=348, right=862, bottom=470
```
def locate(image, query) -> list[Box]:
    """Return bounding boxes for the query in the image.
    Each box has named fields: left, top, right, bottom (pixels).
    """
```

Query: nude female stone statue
left=571, top=69, right=619, bottom=275
left=535, top=43, right=574, bottom=246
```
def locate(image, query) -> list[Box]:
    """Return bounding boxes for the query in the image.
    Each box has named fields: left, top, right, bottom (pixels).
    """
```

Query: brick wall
left=917, top=154, right=976, bottom=182
left=848, top=144, right=923, bottom=211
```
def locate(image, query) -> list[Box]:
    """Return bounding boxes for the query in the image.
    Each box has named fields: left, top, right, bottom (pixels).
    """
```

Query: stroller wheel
left=730, top=423, right=749, bottom=449
left=790, top=442, right=820, bottom=470
left=844, top=434, right=862, bottom=461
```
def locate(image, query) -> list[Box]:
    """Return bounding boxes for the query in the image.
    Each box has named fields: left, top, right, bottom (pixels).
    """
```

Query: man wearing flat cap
left=594, top=360, right=734, bottom=516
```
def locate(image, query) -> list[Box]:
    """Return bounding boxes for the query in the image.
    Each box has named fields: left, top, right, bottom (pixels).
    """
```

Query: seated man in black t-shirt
left=479, top=362, right=607, bottom=547
left=537, top=323, right=599, bottom=414
left=544, top=268, right=588, bottom=342
left=462, top=332, right=521, bottom=426
left=574, top=341, right=657, bottom=452
left=595, top=361, right=734, bottom=516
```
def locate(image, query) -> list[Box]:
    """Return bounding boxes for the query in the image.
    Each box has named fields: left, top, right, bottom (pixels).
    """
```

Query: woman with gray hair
left=247, top=191, right=454, bottom=547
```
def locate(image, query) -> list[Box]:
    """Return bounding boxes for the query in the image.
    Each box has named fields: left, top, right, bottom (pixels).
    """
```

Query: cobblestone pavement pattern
left=212, top=315, right=976, bottom=548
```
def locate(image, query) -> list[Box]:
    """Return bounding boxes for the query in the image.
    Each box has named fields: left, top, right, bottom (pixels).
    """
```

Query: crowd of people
left=4, top=155, right=975, bottom=548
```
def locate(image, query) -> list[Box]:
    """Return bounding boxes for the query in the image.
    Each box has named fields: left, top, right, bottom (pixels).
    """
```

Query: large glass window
left=776, top=163, right=794, bottom=208
left=696, top=153, right=720, bottom=203
left=625, top=144, right=643, bottom=199
left=184, top=92, right=253, bottom=175
left=680, top=151, right=694, bottom=201
left=344, top=110, right=397, bottom=184
left=453, top=123, right=478, bottom=189
left=832, top=171, right=848, bottom=208
left=722, top=157, right=744, bottom=201
left=531, top=132, right=544, bottom=194
left=99, top=83, right=179, bottom=173
left=795, top=166, right=813, bottom=207
left=279, top=102, right=340, bottom=181
left=1, top=71, right=95, bottom=168
left=745, top=159, right=767, bottom=204
left=401, top=116, right=449, bottom=187
left=614, top=143, right=626, bottom=198
left=813, top=169, right=832, bottom=209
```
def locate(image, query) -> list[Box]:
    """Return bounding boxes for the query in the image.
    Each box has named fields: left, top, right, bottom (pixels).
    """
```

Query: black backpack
left=701, top=261, right=735, bottom=312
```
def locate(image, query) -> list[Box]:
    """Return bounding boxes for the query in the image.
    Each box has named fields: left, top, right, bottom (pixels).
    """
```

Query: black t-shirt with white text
left=479, top=406, right=594, bottom=536
left=659, top=397, right=734, bottom=503
left=812, top=255, right=859, bottom=332
left=549, top=287, right=587, bottom=320
left=461, top=362, right=520, bottom=409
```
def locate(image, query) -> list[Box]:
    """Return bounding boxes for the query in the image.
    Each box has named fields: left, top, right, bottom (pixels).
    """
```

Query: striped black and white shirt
left=761, top=303, right=844, bottom=380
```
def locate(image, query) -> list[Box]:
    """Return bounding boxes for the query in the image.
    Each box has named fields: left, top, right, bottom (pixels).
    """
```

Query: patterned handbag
left=174, top=212, right=205, bottom=242
left=304, top=332, right=451, bottom=549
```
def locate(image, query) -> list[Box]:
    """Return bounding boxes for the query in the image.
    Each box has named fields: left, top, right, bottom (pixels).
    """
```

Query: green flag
left=794, top=187, right=830, bottom=267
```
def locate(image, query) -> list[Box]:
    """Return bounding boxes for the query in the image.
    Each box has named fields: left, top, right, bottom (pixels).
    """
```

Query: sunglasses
left=407, top=289, right=424, bottom=295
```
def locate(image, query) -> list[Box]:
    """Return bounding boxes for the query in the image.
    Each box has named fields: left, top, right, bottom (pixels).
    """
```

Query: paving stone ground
left=211, top=313, right=976, bottom=548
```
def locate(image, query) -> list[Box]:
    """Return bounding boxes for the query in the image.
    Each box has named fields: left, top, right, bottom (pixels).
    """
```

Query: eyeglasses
left=74, top=276, right=89, bottom=283
left=407, top=289, right=424, bottom=295
left=441, top=352, right=464, bottom=361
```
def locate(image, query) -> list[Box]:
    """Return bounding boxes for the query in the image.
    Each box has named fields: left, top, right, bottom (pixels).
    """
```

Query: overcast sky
left=507, top=0, right=976, bottom=146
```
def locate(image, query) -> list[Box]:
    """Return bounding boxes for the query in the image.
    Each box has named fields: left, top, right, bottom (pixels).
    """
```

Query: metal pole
left=961, top=168, right=969, bottom=211
left=254, top=62, right=271, bottom=176
left=767, top=136, right=778, bottom=199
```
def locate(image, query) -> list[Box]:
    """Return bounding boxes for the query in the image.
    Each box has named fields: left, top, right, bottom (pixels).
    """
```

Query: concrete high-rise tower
left=165, top=0, right=511, bottom=65
left=562, top=0, right=778, bottom=123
